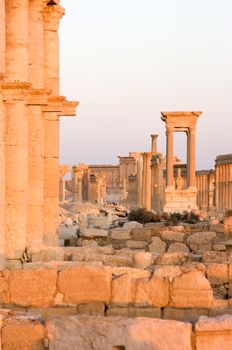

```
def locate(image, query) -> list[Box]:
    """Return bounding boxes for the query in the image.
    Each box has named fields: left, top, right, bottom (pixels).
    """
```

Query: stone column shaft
left=189, top=127, right=196, bottom=187
left=136, top=156, right=143, bottom=207
left=166, top=127, right=174, bottom=187
left=59, top=178, right=65, bottom=202
left=0, top=89, right=5, bottom=267
left=5, top=98, right=28, bottom=259
left=6, top=0, right=29, bottom=81
left=151, top=134, right=158, bottom=153
left=0, top=0, right=6, bottom=74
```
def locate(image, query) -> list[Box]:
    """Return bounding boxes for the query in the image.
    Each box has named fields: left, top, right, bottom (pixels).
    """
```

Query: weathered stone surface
left=80, top=228, right=108, bottom=238
left=153, top=266, right=182, bottom=281
left=212, top=244, right=226, bottom=251
left=111, top=268, right=150, bottom=305
left=161, top=230, right=185, bottom=242
left=130, top=228, right=151, bottom=241
left=76, top=302, right=105, bottom=316
left=133, top=252, right=153, bottom=269
left=168, top=243, right=190, bottom=254
left=224, top=216, right=232, bottom=226
left=206, top=263, right=228, bottom=286
left=58, top=266, right=112, bottom=304
left=9, top=269, right=57, bottom=307
left=149, top=237, right=166, bottom=254
left=87, top=216, right=110, bottom=227
left=202, top=251, right=228, bottom=263
left=123, top=221, right=143, bottom=229
left=46, top=315, right=192, bottom=350
left=59, top=224, right=78, bottom=240
left=196, top=315, right=232, bottom=350
left=0, top=272, right=10, bottom=304
left=2, top=318, right=45, bottom=350
left=28, top=246, right=65, bottom=262
left=106, top=307, right=161, bottom=318
left=111, top=228, right=131, bottom=240
left=171, top=271, right=214, bottom=308
left=126, top=240, right=147, bottom=249
left=187, top=231, right=217, bottom=252
left=164, top=307, right=209, bottom=322
left=155, top=252, right=192, bottom=266
left=135, top=276, right=169, bottom=307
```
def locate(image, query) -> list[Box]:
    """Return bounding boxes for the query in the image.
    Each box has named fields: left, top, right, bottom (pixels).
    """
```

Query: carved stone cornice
left=43, top=4, right=65, bottom=31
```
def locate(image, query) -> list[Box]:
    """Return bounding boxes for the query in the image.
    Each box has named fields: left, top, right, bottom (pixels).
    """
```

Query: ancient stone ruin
left=0, top=1, right=232, bottom=349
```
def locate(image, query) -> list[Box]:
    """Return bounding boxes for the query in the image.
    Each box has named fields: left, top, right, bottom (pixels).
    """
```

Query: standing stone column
left=136, top=155, right=143, bottom=207
left=166, top=127, right=174, bottom=188
left=151, top=134, right=158, bottom=153
left=0, top=0, right=5, bottom=74
left=59, top=177, right=65, bottom=202
left=142, top=152, right=152, bottom=210
left=189, top=127, right=197, bottom=188
left=5, top=0, right=29, bottom=259
left=43, top=4, right=64, bottom=245
left=0, top=86, right=5, bottom=267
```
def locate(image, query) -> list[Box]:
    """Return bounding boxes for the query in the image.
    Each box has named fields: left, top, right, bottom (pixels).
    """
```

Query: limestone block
left=58, top=266, right=112, bottom=304
left=130, top=228, right=151, bottom=241
left=210, top=224, right=225, bottom=233
left=46, top=316, right=192, bottom=350
left=80, top=228, right=108, bottom=238
left=126, top=240, right=147, bottom=249
left=110, top=228, right=131, bottom=240
left=9, top=269, right=57, bottom=307
left=135, top=276, right=169, bottom=307
left=87, top=216, right=110, bottom=228
left=161, top=231, right=185, bottom=242
left=206, top=263, right=228, bottom=286
left=2, top=317, right=45, bottom=350
left=196, top=315, right=232, bottom=350
left=171, top=271, right=214, bottom=308
left=102, top=255, right=132, bottom=267
left=168, top=243, right=190, bottom=254
left=164, top=308, right=209, bottom=322
left=132, top=252, right=153, bottom=269
left=111, top=268, right=150, bottom=305
left=59, top=224, right=78, bottom=240
left=123, top=221, right=143, bottom=229
left=224, top=216, right=232, bottom=226
left=76, top=303, right=105, bottom=316
left=187, top=231, right=217, bottom=252
left=28, top=246, right=64, bottom=262
left=106, top=307, right=161, bottom=318
left=0, top=272, right=10, bottom=304
left=202, top=251, right=228, bottom=263
left=155, top=252, right=192, bottom=266
left=212, top=244, right=226, bottom=251
left=149, top=237, right=166, bottom=254
left=153, top=266, right=182, bottom=281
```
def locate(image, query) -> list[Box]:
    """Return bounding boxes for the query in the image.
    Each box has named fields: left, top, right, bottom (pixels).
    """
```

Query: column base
left=163, top=187, right=198, bottom=213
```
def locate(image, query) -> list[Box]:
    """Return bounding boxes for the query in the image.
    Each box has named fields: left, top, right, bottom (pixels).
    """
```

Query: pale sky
left=59, top=0, right=232, bottom=170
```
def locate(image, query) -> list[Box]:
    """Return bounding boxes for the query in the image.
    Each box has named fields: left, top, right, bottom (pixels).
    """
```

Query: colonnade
left=0, top=0, right=78, bottom=266
left=215, top=155, right=232, bottom=211
left=196, top=170, right=215, bottom=211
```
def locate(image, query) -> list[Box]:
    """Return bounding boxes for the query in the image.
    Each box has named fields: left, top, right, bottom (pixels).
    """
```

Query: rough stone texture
left=76, top=302, right=105, bottom=316
left=2, top=318, right=45, bottom=350
left=187, top=232, right=217, bottom=252
left=168, top=243, right=190, bottom=254
left=123, top=221, right=143, bottom=229
left=9, top=269, right=57, bottom=307
left=171, top=271, right=214, bottom=308
left=58, top=266, right=112, bottom=304
left=28, top=246, right=64, bottom=262
left=206, top=263, right=228, bottom=286
left=130, top=228, right=151, bottom=241
left=149, top=237, right=166, bottom=254
left=80, top=228, right=108, bottom=238
left=202, top=251, right=228, bottom=263
left=111, top=228, right=131, bottom=240
left=135, top=276, right=169, bottom=307
left=153, top=266, right=182, bottom=281
left=155, top=252, right=192, bottom=266
left=161, top=230, right=185, bottom=242
left=133, top=252, right=153, bottom=269
left=106, top=307, right=161, bottom=318
left=0, top=272, right=10, bottom=304
left=196, top=315, right=232, bottom=350
left=163, top=308, right=209, bottom=322
left=46, top=315, right=193, bottom=350
left=126, top=240, right=147, bottom=249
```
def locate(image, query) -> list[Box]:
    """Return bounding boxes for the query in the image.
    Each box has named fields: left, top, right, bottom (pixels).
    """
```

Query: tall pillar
left=215, top=165, right=219, bottom=210
left=0, top=0, right=5, bottom=74
left=5, top=0, right=29, bottom=81
left=166, top=127, right=174, bottom=188
left=189, top=127, right=196, bottom=188
left=5, top=0, right=29, bottom=259
left=142, top=152, right=152, bottom=210
left=59, top=178, right=65, bottom=202
left=43, top=3, right=64, bottom=245
left=0, top=86, right=5, bottom=267
left=229, top=164, right=232, bottom=210
left=151, top=134, right=158, bottom=153
left=136, top=155, right=143, bottom=207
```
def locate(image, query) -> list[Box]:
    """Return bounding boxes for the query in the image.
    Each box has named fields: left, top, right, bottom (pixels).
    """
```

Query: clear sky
left=59, top=0, right=232, bottom=170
